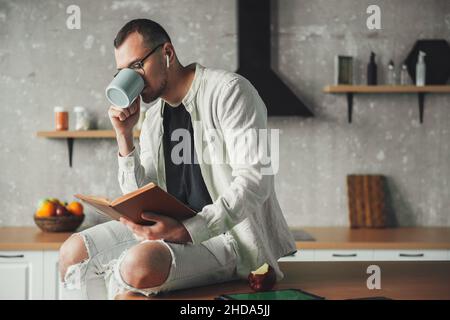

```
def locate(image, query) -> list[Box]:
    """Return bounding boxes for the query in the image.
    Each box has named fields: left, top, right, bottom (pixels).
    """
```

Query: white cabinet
left=0, top=251, right=43, bottom=300
left=278, top=249, right=450, bottom=262
left=0, top=250, right=63, bottom=300
left=43, top=251, right=63, bottom=300
left=372, top=250, right=449, bottom=261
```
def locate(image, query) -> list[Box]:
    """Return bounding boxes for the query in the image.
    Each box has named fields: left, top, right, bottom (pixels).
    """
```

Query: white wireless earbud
left=166, top=55, right=170, bottom=68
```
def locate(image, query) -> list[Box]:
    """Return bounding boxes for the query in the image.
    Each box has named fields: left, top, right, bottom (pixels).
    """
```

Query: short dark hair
left=114, top=19, right=171, bottom=49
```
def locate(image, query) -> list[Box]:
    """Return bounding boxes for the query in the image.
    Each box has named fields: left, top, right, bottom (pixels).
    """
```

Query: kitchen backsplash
left=0, top=0, right=448, bottom=227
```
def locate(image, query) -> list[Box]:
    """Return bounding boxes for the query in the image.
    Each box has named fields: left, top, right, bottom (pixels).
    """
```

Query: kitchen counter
left=2, top=227, right=449, bottom=300
left=116, top=261, right=450, bottom=300
left=292, top=227, right=450, bottom=249
left=1, top=226, right=450, bottom=250
left=0, top=227, right=71, bottom=250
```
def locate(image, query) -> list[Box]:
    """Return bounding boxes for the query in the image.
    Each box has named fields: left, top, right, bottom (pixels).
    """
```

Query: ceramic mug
left=105, top=68, right=145, bottom=108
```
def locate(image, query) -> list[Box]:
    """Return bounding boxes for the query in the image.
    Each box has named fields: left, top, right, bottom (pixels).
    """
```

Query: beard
left=140, top=74, right=167, bottom=104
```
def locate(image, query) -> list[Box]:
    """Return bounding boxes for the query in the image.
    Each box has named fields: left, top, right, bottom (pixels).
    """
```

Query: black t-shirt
left=162, top=102, right=213, bottom=212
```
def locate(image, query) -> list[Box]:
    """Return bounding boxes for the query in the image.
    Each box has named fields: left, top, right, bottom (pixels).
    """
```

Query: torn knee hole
left=62, top=259, right=89, bottom=290
left=59, top=233, right=90, bottom=280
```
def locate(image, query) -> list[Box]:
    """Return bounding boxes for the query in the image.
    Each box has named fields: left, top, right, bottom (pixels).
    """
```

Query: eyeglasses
left=114, top=43, right=164, bottom=78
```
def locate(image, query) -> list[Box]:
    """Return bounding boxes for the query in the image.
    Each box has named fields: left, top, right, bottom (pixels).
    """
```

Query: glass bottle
left=54, top=106, right=68, bottom=131
left=400, top=64, right=411, bottom=85
left=74, top=106, right=90, bottom=130
left=367, top=51, right=378, bottom=85
left=387, top=60, right=397, bottom=85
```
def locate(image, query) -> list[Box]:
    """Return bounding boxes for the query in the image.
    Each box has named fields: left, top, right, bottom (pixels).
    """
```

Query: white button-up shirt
left=117, top=63, right=296, bottom=280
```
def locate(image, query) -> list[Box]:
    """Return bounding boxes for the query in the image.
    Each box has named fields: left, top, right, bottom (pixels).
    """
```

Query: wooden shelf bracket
left=36, top=130, right=140, bottom=168
left=323, top=85, right=450, bottom=124
left=67, top=138, right=74, bottom=167
left=418, top=92, right=425, bottom=124
left=345, top=92, right=427, bottom=124
left=347, top=93, right=353, bottom=123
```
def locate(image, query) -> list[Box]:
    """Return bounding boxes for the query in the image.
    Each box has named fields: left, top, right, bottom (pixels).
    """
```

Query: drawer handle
left=399, top=253, right=424, bottom=258
left=332, top=253, right=357, bottom=257
left=285, top=250, right=297, bottom=257
left=0, top=254, right=25, bottom=259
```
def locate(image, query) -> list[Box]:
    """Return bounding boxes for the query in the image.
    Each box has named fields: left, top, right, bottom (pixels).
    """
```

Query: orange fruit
left=35, top=201, right=56, bottom=218
left=67, top=201, right=84, bottom=216
left=37, top=198, right=50, bottom=209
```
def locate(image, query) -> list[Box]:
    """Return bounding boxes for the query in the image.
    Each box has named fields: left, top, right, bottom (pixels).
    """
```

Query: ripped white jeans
left=61, top=220, right=240, bottom=300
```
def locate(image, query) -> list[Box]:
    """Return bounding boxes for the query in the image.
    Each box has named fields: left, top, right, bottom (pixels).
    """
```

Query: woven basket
left=34, top=215, right=84, bottom=232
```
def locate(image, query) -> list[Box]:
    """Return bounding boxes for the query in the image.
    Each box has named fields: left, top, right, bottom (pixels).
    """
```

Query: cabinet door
left=373, top=250, right=449, bottom=261
left=43, top=251, right=63, bottom=300
left=0, top=251, right=43, bottom=300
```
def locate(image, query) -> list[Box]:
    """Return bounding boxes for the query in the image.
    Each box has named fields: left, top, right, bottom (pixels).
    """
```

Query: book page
left=74, top=194, right=111, bottom=205
left=110, top=182, right=156, bottom=207
left=86, top=195, right=111, bottom=203
left=75, top=195, right=123, bottom=221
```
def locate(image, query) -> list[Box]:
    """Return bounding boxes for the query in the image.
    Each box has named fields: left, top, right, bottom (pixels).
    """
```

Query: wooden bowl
left=34, top=215, right=84, bottom=233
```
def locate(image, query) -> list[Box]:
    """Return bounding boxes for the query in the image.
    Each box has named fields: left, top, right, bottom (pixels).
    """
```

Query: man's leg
left=59, top=220, right=138, bottom=299
left=119, top=241, right=172, bottom=289
left=59, top=234, right=88, bottom=282
left=112, top=233, right=240, bottom=297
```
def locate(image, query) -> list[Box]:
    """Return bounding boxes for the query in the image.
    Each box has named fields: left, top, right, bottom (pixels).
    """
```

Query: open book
left=75, top=182, right=196, bottom=225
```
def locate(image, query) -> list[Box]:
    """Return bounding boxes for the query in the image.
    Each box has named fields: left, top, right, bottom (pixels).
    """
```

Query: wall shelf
left=36, top=130, right=140, bottom=167
left=323, top=85, right=450, bottom=123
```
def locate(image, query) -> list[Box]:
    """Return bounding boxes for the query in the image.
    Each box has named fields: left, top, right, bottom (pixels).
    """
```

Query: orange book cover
left=75, top=182, right=196, bottom=225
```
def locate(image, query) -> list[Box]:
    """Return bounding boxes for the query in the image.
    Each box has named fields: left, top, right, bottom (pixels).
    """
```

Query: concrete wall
left=0, top=0, right=449, bottom=228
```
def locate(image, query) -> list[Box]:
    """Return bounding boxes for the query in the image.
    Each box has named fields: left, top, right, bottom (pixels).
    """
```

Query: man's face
left=114, top=32, right=167, bottom=104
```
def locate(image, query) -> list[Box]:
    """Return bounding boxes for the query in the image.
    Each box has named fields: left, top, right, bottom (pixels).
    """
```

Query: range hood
left=236, top=0, right=314, bottom=117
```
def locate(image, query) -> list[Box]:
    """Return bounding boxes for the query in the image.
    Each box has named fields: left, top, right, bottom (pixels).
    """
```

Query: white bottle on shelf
left=73, top=106, right=91, bottom=130
left=387, top=60, right=397, bottom=85
left=400, top=64, right=411, bottom=85
left=416, top=51, right=426, bottom=86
